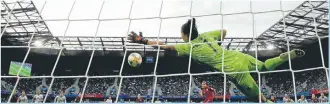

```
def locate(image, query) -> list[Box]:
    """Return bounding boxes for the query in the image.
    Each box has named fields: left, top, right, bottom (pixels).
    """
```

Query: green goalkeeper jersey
left=174, top=30, right=262, bottom=72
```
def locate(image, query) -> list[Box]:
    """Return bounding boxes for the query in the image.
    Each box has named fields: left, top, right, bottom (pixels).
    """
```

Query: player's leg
left=264, top=49, right=305, bottom=71
left=245, top=49, right=305, bottom=72
left=229, top=73, right=270, bottom=103
left=245, top=55, right=264, bottom=72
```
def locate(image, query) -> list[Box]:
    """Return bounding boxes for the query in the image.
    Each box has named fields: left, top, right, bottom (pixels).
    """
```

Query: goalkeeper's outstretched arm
left=128, top=31, right=176, bottom=51
left=127, top=28, right=226, bottom=51
left=145, top=40, right=175, bottom=50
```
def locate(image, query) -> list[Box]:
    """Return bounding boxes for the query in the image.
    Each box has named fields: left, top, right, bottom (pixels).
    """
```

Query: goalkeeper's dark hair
left=181, top=18, right=199, bottom=41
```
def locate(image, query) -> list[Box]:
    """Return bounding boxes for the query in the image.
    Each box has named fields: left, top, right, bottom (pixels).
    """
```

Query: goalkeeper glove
left=128, top=31, right=148, bottom=44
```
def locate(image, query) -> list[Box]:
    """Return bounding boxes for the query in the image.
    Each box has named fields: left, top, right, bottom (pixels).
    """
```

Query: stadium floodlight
left=33, top=40, right=44, bottom=47
left=267, top=44, right=275, bottom=50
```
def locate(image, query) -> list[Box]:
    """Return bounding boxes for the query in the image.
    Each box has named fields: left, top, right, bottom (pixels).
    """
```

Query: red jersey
left=202, top=87, right=215, bottom=103
left=74, top=96, right=81, bottom=103
left=136, top=98, right=144, bottom=103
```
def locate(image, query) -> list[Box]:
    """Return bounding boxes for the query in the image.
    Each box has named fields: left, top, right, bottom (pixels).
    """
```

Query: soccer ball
left=128, top=53, right=142, bottom=67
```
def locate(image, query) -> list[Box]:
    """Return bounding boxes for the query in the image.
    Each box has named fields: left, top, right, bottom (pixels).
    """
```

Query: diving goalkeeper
left=127, top=18, right=305, bottom=102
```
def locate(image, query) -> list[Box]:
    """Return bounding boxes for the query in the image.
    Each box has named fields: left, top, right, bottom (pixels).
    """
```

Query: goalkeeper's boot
left=264, top=49, right=305, bottom=71
left=279, top=49, right=305, bottom=61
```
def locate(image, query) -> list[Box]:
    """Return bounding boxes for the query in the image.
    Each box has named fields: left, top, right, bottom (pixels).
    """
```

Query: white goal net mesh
left=1, top=0, right=329, bottom=103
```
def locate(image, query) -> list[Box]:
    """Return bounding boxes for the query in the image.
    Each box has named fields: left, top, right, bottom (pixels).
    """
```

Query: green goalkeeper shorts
left=223, top=52, right=264, bottom=73
left=226, top=54, right=263, bottom=100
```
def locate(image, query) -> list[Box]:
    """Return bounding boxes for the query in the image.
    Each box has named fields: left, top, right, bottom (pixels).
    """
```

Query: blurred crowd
left=84, top=78, right=115, bottom=95
left=1, top=70, right=328, bottom=103
left=120, top=77, right=153, bottom=96
left=295, top=70, right=328, bottom=93
left=157, top=76, right=190, bottom=96
left=50, top=78, right=85, bottom=95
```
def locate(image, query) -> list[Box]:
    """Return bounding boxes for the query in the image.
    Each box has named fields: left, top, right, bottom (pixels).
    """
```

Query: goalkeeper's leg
left=263, top=49, right=305, bottom=71
left=229, top=73, right=271, bottom=103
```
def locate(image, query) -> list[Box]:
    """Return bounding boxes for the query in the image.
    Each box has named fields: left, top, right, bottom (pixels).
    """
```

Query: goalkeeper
left=127, top=18, right=305, bottom=102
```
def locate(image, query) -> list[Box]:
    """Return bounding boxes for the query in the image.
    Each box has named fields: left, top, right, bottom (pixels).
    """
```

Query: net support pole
left=115, top=1, right=134, bottom=103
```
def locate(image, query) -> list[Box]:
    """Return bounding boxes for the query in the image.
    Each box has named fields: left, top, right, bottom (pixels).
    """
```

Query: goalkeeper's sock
left=264, top=49, right=305, bottom=71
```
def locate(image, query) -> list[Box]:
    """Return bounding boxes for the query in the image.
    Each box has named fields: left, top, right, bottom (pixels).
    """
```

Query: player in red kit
left=74, top=92, right=82, bottom=103
left=136, top=94, right=144, bottom=103
left=199, top=81, right=216, bottom=103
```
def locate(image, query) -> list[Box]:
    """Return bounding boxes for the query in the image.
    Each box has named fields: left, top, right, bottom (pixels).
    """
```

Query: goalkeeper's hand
left=128, top=31, right=148, bottom=44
